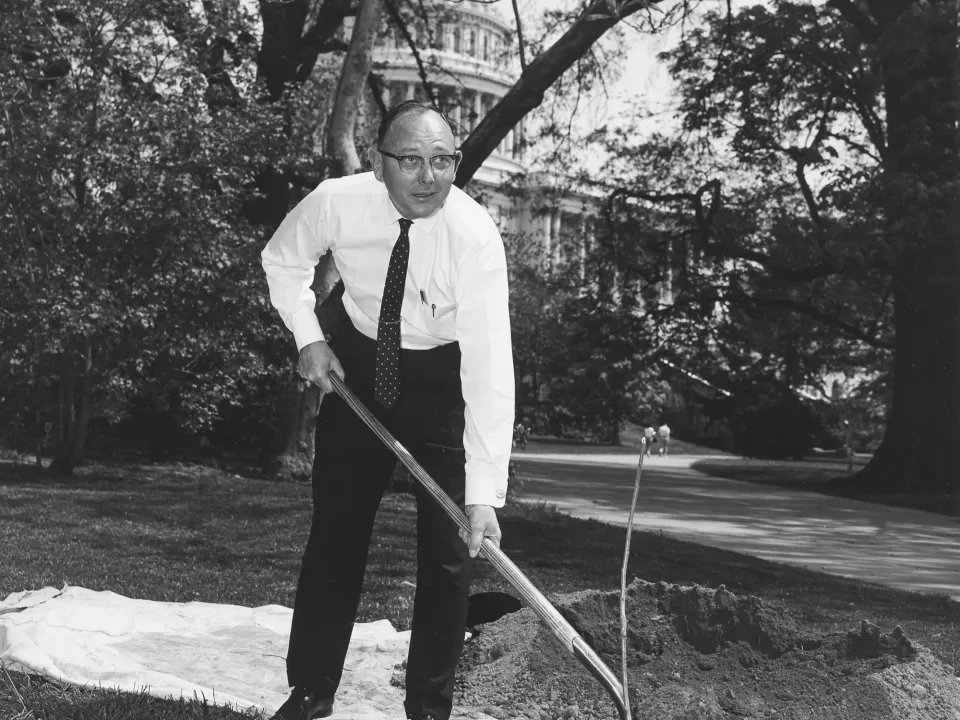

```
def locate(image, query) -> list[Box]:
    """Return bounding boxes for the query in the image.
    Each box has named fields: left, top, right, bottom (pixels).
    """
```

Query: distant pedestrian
left=513, top=421, right=529, bottom=451
left=657, top=422, right=671, bottom=457
left=643, top=425, right=656, bottom=456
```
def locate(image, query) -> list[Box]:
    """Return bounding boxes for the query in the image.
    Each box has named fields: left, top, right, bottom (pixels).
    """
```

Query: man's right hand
left=298, top=341, right=345, bottom=393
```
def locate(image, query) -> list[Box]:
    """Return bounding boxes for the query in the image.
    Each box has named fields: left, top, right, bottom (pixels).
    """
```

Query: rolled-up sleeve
left=260, top=188, right=329, bottom=352
left=455, top=234, right=515, bottom=508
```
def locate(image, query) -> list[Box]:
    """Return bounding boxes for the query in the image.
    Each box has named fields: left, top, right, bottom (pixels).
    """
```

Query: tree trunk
left=269, top=0, right=381, bottom=480
left=840, top=0, right=960, bottom=494
left=327, top=0, right=383, bottom=176
left=70, top=337, right=94, bottom=466
left=272, top=378, right=322, bottom=481
left=53, top=350, right=74, bottom=474
left=609, top=414, right=622, bottom=446
left=51, top=337, right=94, bottom=476
left=859, top=277, right=960, bottom=493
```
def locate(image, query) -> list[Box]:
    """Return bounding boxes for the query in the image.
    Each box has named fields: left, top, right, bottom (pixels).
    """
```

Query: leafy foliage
left=0, top=0, right=317, bottom=464
left=548, top=0, right=913, bottom=454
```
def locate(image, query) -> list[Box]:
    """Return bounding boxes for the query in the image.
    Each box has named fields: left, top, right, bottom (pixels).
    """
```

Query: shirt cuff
left=291, top=309, right=325, bottom=352
left=465, top=473, right=509, bottom=509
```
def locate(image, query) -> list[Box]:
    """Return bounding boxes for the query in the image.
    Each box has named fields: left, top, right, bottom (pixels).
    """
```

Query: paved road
left=512, top=449, right=960, bottom=601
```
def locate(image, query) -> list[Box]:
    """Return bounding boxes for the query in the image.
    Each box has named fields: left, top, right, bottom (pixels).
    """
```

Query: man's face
left=370, top=111, right=460, bottom=220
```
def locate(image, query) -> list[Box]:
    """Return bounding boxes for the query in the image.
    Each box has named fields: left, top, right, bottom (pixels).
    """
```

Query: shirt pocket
left=419, top=298, right=457, bottom=339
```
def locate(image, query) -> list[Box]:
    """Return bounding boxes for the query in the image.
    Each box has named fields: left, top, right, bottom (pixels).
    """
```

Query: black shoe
left=270, top=687, right=334, bottom=720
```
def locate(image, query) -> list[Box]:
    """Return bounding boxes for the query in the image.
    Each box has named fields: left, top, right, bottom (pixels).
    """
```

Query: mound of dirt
left=455, top=580, right=960, bottom=720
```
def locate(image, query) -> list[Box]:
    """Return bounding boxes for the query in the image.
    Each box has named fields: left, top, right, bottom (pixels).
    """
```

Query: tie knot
left=398, top=218, right=412, bottom=234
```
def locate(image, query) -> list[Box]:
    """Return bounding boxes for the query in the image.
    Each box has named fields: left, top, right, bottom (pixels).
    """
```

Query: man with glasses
left=261, top=100, right=514, bottom=720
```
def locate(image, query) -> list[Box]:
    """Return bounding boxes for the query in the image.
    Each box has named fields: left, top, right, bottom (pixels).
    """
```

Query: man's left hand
left=461, top=505, right=501, bottom=559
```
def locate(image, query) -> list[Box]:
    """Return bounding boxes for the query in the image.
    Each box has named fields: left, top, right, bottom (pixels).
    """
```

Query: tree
left=267, top=0, right=385, bottom=480
left=657, top=0, right=958, bottom=491
left=0, top=0, right=294, bottom=472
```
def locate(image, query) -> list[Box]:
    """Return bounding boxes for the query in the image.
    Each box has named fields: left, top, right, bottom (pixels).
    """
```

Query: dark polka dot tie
left=374, top=218, right=412, bottom=409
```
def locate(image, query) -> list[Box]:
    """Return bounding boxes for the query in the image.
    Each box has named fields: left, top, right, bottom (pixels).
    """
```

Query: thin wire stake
left=620, top=438, right=647, bottom=720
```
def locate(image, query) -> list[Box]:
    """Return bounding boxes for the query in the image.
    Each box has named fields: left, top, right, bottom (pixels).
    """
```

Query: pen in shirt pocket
left=419, top=290, right=436, bottom=317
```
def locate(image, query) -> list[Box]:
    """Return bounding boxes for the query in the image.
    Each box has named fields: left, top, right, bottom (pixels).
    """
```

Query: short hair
left=376, top=100, right=454, bottom=147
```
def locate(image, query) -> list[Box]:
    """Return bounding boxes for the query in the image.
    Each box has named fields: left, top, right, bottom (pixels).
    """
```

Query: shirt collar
left=368, top=180, right=442, bottom=235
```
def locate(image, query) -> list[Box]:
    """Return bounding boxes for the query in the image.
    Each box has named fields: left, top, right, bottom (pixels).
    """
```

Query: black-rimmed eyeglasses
left=378, top=149, right=459, bottom=175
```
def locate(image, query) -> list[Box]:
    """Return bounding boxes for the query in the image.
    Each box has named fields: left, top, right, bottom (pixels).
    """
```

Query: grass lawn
left=1, top=458, right=958, bottom=719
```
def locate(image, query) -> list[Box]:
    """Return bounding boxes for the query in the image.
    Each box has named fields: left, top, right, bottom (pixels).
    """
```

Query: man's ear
left=369, top=147, right=384, bottom=181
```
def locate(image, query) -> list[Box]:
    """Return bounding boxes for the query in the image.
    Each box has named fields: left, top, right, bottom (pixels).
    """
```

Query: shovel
left=329, top=372, right=629, bottom=720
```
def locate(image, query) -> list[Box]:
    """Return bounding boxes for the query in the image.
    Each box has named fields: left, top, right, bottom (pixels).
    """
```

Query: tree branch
left=160, top=5, right=241, bottom=108
left=327, top=0, right=383, bottom=176
left=367, top=72, right=388, bottom=117
left=295, top=0, right=356, bottom=85
left=793, top=159, right=822, bottom=225
left=865, top=0, right=916, bottom=32
left=806, top=53, right=886, bottom=158
left=826, top=130, right=881, bottom=162
left=511, top=0, right=527, bottom=71
left=258, top=0, right=311, bottom=101
left=383, top=0, right=437, bottom=104
left=611, top=180, right=849, bottom=283
left=827, top=0, right=880, bottom=42
left=713, top=292, right=894, bottom=349
left=866, top=283, right=893, bottom=340
left=455, top=0, right=659, bottom=186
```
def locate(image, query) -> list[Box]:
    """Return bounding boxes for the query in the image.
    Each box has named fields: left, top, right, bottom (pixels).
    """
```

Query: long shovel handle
left=329, top=372, right=628, bottom=720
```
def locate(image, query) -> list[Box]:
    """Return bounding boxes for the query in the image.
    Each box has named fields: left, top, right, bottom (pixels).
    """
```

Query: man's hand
left=298, top=341, right=345, bottom=393
left=461, top=505, right=501, bottom=559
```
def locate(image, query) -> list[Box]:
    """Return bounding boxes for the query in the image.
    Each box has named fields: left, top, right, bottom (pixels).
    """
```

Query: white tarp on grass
left=0, top=585, right=489, bottom=719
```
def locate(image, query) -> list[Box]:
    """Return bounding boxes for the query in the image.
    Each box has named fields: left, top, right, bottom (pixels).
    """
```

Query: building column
left=473, top=91, right=483, bottom=131
left=579, top=216, right=588, bottom=285
left=405, top=83, right=415, bottom=100
left=542, top=213, right=553, bottom=275
left=452, top=96, right=463, bottom=141
left=660, top=241, right=673, bottom=305
left=550, top=210, right=562, bottom=268
left=506, top=129, right=515, bottom=156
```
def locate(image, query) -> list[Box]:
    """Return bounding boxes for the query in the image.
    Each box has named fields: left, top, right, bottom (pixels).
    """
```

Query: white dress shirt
left=261, top=172, right=515, bottom=508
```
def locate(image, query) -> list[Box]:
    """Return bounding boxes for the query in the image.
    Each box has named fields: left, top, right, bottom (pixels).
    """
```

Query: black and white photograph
left=1, top=0, right=958, bottom=718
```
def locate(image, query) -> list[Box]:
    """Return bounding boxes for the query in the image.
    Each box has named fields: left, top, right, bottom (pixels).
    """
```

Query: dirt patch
left=455, top=580, right=960, bottom=719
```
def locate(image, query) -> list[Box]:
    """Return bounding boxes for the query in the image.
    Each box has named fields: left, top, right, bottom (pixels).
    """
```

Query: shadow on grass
left=692, top=457, right=960, bottom=518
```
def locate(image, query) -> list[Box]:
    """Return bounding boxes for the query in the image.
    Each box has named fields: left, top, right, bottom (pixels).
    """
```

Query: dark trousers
left=286, top=320, right=472, bottom=720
